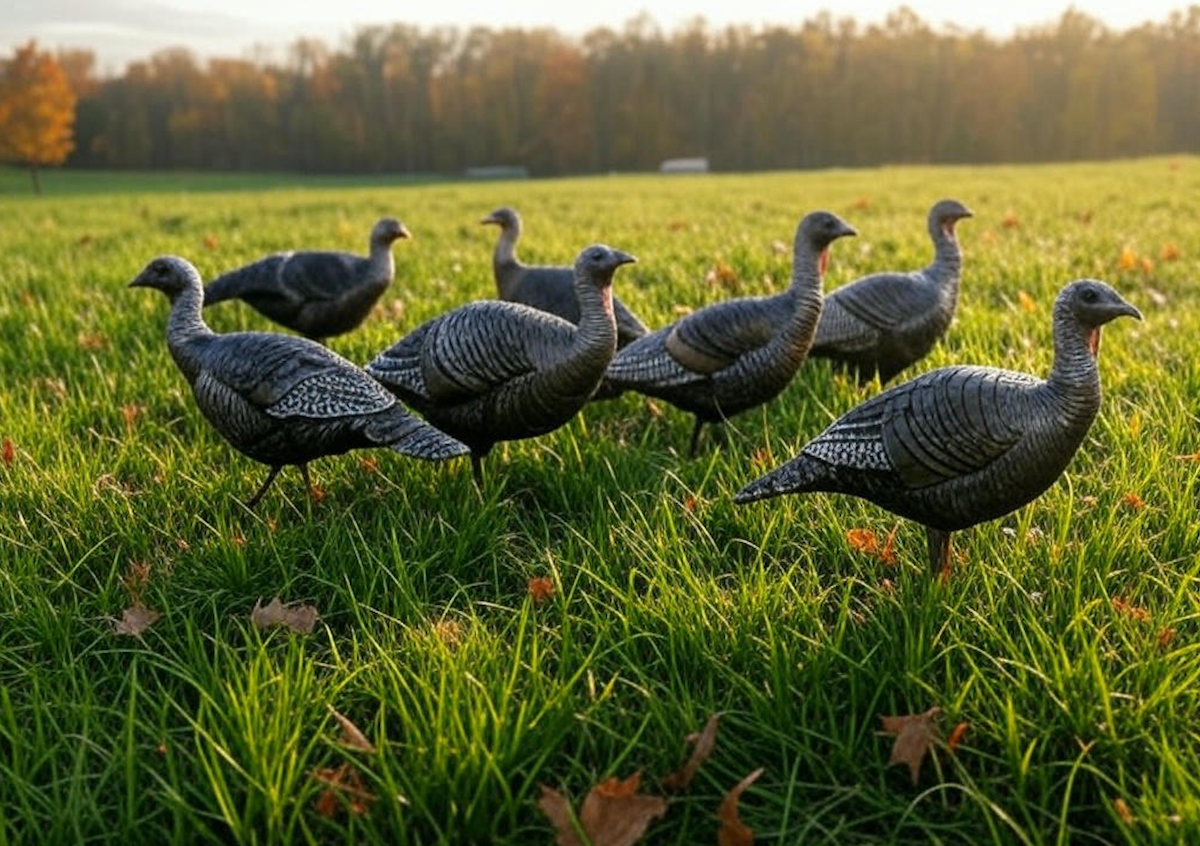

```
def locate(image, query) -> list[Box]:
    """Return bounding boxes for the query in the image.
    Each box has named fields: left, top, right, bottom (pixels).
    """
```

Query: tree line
left=7, top=7, right=1200, bottom=178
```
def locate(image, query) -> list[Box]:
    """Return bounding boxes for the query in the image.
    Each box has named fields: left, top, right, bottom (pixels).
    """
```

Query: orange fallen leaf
left=528, top=577, right=555, bottom=605
left=309, top=484, right=327, bottom=503
left=114, top=603, right=161, bottom=637
left=539, top=773, right=667, bottom=846
left=250, top=597, right=319, bottom=634
left=851, top=196, right=871, bottom=210
left=662, top=713, right=720, bottom=791
left=1016, top=291, right=1037, bottom=312
left=1139, top=257, right=1154, bottom=276
left=717, top=768, right=764, bottom=846
left=311, top=763, right=376, bottom=817
left=846, top=528, right=880, bottom=556
left=203, top=233, right=219, bottom=250
left=78, top=331, right=107, bottom=351
left=1157, top=627, right=1176, bottom=649
left=121, top=403, right=145, bottom=431
left=1112, top=597, right=1150, bottom=623
left=880, top=706, right=942, bottom=785
left=683, top=495, right=698, bottom=513
left=1117, top=246, right=1137, bottom=271
left=1174, top=451, right=1200, bottom=463
left=359, top=456, right=379, bottom=474
left=1122, top=491, right=1145, bottom=511
left=667, top=219, right=690, bottom=232
left=431, top=619, right=464, bottom=646
left=946, top=721, right=969, bottom=753
left=1001, top=210, right=1020, bottom=229
left=1078, top=210, right=1093, bottom=224
left=327, top=704, right=376, bottom=754
left=1, top=438, right=13, bottom=467
left=1113, top=797, right=1134, bottom=825
left=1161, top=243, right=1180, bottom=261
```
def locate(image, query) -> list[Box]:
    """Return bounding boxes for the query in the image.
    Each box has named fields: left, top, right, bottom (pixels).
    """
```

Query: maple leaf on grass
left=251, top=596, right=319, bottom=634
left=538, top=773, right=667, bottom=846
left=880, top=706, right=942, bottom=785
left=114, top=603, right=160, bottom=637
left=662, top=713, right=720, bottom=791
left=328, top=705, right=376, bottom=754
left=311, top=763, right=376, bottom=817
left=528, top=577, right=555, bottom=605
left=717, top=768, right=764, bottom=846
left=1, top=438, right=13, bottom=467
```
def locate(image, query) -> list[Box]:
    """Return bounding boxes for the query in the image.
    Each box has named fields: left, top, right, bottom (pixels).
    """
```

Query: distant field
left=3, top=158, right=1200, bottom=845
left=0, top=167, right=448, bottom=196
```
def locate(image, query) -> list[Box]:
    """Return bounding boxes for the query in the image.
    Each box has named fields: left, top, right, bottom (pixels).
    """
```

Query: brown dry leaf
left=1080, top=495, right=1099, bottom=506
left=120, top=560, right=152, bottom=602
left=1016, top=291, right=1037, bottom=313
left=1139, top=257, right=1155, bottom=276
left=431, top=619, right=464, bottom=646
left=359, top=456, right=379, bottom=474
left=880, top=578, right=896, bottom=594
left=851, top=196, right=871, bottom=210
left=705, top=262, right=738, bottom=289
left=717, top=767, right=764, bottom=846
left=662, top=713, right=721, bottom=791
left=846, top=528, right=880, bottom=556
left=1157, top=627, right=1176, bottom=649
left=309, top=484, right=328, bottom=503
left=770, top=239, right=788, bottom=256
left=683, top=495, right=699, bottom=513
left=539, top=773, right=667, bottom=846
left=251, top=596, right=319, bottom=634
left=1118, top=246, right=1138, bottom=271
left=645, top=399, right=665, bottom=420
left=1, top=438, right=13, bottom=467
left=34, top=377, right=68, bottom=401
left=1113, top=797, right=1135, bottom=825
left=1112, top=597, right=1150, bottom=623
left=946, top=722, right=969, bottom=753
left=230, top=531, right=246, bottom=547
left=121, top=403, right=145, bottom=431
left=203, top=233, right=219, bottom=250
left=1078, top=210, right=1093, bottom=224
left=1175, top=451, right=1200, bottom=463
left=880, top=524, right=898, bottom=565
left=1122, top=491, right=1145, bottom=511
left=1001, top=210, right=1020, bottom=229
left=114, top=603, right=161, bottom=637
left=78, top=331, right=107, bottom=351
left=667, top=219, right=690, bottom=232
left=880, top=706, right=942, bottom=785
left=1161, top=243, right=1180, bottom=261
left=311, top=763, right=376, bottom=817
left=528, top=577, right=555, bottom=605
left=328, top=704, right=376, bottom=754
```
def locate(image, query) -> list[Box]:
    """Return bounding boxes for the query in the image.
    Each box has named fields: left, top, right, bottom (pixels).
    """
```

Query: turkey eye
left=1081, top=289, right=1098, bottom=303
left=590, top=251, right=602, bottom=260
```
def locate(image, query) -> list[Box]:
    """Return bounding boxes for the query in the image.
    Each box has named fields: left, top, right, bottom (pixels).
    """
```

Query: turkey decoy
left=366, top=244, right=635, bottom=485
left=736, top=280, right=1141, bottom=575
left=481, top=206, right=649, bottom=348
left=204, top=217, right=409, bottom=342
left=131, top=255, right=468, bottom=508
left=810, top=199, right=973, bottom=385
left=604, top=211, right=856, bottom=456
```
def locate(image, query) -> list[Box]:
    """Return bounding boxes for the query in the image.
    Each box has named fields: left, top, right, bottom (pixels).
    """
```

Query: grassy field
left=2, top=158, right=1200, bottom=845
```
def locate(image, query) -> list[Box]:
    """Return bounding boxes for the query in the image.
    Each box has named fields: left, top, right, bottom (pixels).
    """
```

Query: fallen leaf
left=1113, top=797, right=1135, bottom=825
left=156, top=743, right=167, bottom=754
left=121, top=403, right=145, bottom=431
left=1118, top=246, right=1137, bottom=271
left=1139, top=257, right=1154, bottom=276
left=528, top=577, right=555, bottom=605
left=328, top=705, right=376, bottom=754
left=230, top=531, right=246, bottom=547
left=1112, top=597, right=1150, bottom=623
left=1001, top=210, right=1020, bottom=229
left=1080, top=495, right=1099, bottom=506
left=880, top=524, right=898, bottom=565
left=1145, top=287, right=1169, bottom=307
left=1161, top=243, right=1180, bottom=261
left=539, top=773, right=667, bottom=846
left=1174, top=451, right=1200, bottom=463
left=78, top=331, right=107, bottom=351
left=114, top=603, right=161, bottom=637
left=705, top=262, right=738, bottom=289
left=770, top=239, right=788, bottom=255
left=846, top=528, right=880, bottom=556
left=1016, top=291, right=1037, bottom=312
left=120, top=560, right=152, bottom=602
left=645, top=400, right=664, bottom=420
left=359, top=456, right=379, bottom=474
left=431, top=619, right=464, bottom=646
left=880, top=706, right=942, bottom=785
left=1157, top=627, right=1176, bottom=649
left=203, top=233, right=219, bottom=249
left=851, top=196, right=871, bottom=210
left=879, top=578, right=896, bottom=594
left=1122, top=491, right=1145, bottom=511
left=33, top=377, right=67, bottom=401
left=309, top=484, right=327, bottom=503
left=251, top=596, right=319, bottom=634
left=683, top=495, right=698, bottom=513
left=1078, top=210, right=1093, bottom=224
left=946, top=722, right=969, bottom=753
left=662, top=713, right=720, bottom=791
left=667, top=219, right=690, bottom=231
left=311, top=763, right=376, bottom=817
left=1, top=438, right=13, bottom=467
left=717, top=768, right=764, bottom=846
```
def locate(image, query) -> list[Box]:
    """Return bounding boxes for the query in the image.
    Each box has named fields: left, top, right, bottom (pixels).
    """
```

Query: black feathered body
left=737, top=300, right=1105, bottom=532
left=366, top=288, right=617, bottom=457
left=811, top=219, right=962, bottom=384
left=204, top=247, right=393, bottom=340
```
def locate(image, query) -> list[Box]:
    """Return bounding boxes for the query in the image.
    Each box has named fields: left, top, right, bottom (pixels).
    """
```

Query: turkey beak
left=838, top=223, right=858, bottom=239
left=1114, top=301, right=1142, bottom=321
left=479, top=215, right=498, bottom=225
left=128, top=271, right=150, bottom=289
left=611, top=250, right=637, bottom=268
left=397, top=224, right=412, bottom=240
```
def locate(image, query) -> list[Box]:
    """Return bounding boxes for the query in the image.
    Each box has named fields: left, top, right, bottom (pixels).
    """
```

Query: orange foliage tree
left=0, top=41, right=77, bottom=193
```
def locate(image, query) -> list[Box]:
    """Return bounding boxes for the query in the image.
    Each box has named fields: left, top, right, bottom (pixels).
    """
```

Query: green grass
left=2, top=158, right=1200, bottom=845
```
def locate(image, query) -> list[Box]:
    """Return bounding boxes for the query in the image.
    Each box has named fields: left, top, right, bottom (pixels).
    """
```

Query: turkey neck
left=926, top=216, right=963, bottom=287
left=367, top=237, right=396, bottom=286
left=770, top=236, right=824, bottom=358
left=166, top=280, right=214, bottom=382
left=569, top=274, right=617, bottom=366
left=493, top=221, right=523, bottom=295
left=1044, top=302, right=1101, bottom=427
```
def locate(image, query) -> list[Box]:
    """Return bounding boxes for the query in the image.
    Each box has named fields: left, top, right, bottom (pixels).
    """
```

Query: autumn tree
left=0, top=41, right=77, bottom=193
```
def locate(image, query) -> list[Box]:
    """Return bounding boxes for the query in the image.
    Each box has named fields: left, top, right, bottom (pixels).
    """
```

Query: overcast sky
left=3, top=0, right=1189, bottom=72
